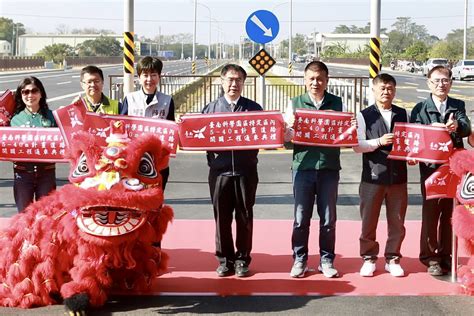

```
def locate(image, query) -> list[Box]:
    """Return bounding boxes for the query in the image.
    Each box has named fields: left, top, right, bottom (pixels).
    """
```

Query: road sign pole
left=260, top=45, right=266, bottom=108
left=368, top=0, right=381, bottom=105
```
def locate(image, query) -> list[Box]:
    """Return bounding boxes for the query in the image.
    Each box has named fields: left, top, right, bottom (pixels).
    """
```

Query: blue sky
left=1, top=0, right=472, bottom=44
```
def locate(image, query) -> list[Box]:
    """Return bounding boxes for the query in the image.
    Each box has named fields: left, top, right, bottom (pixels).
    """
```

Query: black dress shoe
left=235, top=260, right=249, bottom=277
left=216, top=265, right=234, bottom=277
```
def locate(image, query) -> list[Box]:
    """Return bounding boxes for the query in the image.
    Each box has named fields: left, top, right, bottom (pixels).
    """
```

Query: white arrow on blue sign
left=245, top=10, right=279, bottom=44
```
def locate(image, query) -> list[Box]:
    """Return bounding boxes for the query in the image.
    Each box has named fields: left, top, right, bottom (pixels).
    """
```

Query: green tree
left=36, top=43, right=73, bottom=63
left=0, top=17, right=26, bottom=44
left=385, top=17, right=430, bottom=55
left=403, top=41, right=429, bottom=61
left=76, top=36, right=122, bottom=56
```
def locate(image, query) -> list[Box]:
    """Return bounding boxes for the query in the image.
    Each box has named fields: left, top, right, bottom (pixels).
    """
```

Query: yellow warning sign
left=249, top=48, right=275, bottom=76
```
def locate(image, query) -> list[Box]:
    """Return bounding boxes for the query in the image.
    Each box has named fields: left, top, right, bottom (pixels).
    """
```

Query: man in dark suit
left=410, top=65, right=471, bottom=276
left=201, top=64, right=263, bottom=277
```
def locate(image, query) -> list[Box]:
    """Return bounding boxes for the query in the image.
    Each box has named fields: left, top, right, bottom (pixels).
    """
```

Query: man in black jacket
left=410, top=65, right=471, bottom=276
left=201, top=64, right=263, bottom=277
left=354, top=73, right=409, bottom=278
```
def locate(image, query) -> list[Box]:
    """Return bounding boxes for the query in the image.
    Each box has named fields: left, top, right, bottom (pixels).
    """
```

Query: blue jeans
left=13, top=167, right=56, bottom=212
left=291, top=169, right=339, bottom=264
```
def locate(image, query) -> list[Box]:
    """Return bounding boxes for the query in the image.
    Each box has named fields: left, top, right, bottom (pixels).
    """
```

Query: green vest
left=84, top=94, right=119, bottom=114
left=291, top=92, right=343, bottom=171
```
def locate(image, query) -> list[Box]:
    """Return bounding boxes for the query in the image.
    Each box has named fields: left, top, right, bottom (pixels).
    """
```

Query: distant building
left=0, top=40, right=12, bottom=57
left=314, top=33, right=389, bottom=57
left=17, top=34, right=123, bottom=56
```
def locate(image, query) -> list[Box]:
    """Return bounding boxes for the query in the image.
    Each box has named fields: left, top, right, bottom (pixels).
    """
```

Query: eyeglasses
left=429, top=78, right=451, bottom=85
left=21, top=88, right=40, bottom=96
left=222, top=77, right=244, bottom=84
left=81, top=79, right=102, bottom=86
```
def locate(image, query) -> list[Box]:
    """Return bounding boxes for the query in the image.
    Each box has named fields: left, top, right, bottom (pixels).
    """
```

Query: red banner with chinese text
left=424, top=163, right=460, bottom=200
left=0, top=127, right=67, bottom=162
left=292, top=109, right=357, bottom=147
left=82, top=112, right=179, bottom=156
left=0, top=90, right=15, bottom=126
left=388, top=123, right=453, bottom=164
left=178, top=111, right=284, bottom=151
left=52, top=99, right=87, bottom=147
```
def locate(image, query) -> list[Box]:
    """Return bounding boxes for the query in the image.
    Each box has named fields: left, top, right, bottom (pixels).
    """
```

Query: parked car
left=422, top=58, right=448, bottom=76
left=451, top=59, right=474, bottom=81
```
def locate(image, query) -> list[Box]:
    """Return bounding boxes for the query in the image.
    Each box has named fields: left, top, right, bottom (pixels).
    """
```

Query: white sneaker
left=360, top=260, right=376, bottom=277
left=385, top=262, right=404, bottom=277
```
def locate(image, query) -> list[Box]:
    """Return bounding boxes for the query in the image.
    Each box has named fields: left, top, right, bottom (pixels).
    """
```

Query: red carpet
left=155, top=220, right=468, bottom=296
left=0, top=219, right=469, bottom=296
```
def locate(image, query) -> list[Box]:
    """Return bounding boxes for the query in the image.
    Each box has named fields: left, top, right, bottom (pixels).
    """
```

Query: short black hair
left=304, top=61, right=329, bottom=77
left=80, top=65, right=104, bottom=81
left=221, top=64, right=247, bottom=80
left=428, top=65, right=452, bottom=79
left=137, top=56, right=163, bottom=76
left=372, top=73, right=397, bottom=86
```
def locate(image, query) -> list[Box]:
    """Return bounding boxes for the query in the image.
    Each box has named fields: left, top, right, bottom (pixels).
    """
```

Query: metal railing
left=109, top=74, right=369, bottom=115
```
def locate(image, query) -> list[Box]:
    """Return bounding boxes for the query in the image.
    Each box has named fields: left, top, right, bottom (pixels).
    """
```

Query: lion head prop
left=449, top=149, right=474, bottom=295
left=0, top=121, right=174, bottom=313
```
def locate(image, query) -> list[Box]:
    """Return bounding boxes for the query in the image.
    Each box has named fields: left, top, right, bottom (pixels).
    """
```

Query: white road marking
left=417, top=96, right=427, bottom=100
left=47, top=91, right=82, bottom=102
left=405, top=82, right=418, bottom=86
left=57, top=81, right=72, bottom=85
left=416, top=89, right=431, bottom=93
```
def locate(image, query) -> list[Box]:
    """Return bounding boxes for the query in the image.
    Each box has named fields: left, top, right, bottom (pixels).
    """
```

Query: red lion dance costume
left=0, top=121, right=174, bottom=313
left=450, top=150, right=474, bottom=296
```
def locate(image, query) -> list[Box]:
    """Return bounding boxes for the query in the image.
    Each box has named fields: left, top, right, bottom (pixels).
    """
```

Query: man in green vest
left=284, top=61, right=346, bottom=279
left=74, top=65, right=121, bottom=114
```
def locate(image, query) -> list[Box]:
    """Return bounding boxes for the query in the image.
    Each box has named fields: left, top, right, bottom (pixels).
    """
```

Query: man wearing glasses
left=201, top=64, right=262, bottom=278
left=410, top=65, right=471, bottom=276
left=74, top=65, right=121, bottom=114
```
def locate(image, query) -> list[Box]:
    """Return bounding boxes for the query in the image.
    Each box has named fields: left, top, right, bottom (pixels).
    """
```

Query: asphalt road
left=1, top=64, right=474, bottom=315
left=0, top=151, right=473, bottom=315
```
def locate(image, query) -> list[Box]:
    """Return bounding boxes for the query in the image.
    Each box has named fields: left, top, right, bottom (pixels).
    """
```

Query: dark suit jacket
left=201, top=96, right=263, bottom=174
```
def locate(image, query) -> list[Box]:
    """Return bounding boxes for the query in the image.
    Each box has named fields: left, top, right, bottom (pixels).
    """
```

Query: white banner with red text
left=178, top=111, right=284, bottom=151
left=387, top=123, right=453, bottom=164
left=292, top=109, right=357, bottom=147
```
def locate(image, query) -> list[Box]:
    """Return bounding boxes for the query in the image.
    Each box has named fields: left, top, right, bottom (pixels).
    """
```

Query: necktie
left=439, top=103, right=445, bottom=116
left=230, top=102, right=236, bottom=112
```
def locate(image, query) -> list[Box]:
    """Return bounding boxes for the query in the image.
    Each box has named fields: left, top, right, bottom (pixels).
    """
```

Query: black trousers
left=419, top=178, right=453, bottom=268
left=208, top=170, right=258, bottom=267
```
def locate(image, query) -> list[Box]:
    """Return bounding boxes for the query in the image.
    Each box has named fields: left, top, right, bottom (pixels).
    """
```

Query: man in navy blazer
left=202, top=64, right=263, bottom=278
left=410, top=65, right=471, bottom=276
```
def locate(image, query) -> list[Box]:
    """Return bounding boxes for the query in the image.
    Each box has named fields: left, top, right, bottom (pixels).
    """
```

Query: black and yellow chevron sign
left=288, top=61, right=293, bottom=75
left=192, top=61, right=196, bottom=74
left=369, top=37, right=381, bottom=79
left=123, top=32, right=135, bottom=74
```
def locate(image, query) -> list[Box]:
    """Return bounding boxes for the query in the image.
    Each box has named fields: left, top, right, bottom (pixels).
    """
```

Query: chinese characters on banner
left=424, top=163, right=460, bottom=200
left=0, top=90, right=15, bottom=126
left=82, top=113, right=179, bottom=156
left=292, top=109, right=357, bottom=147
left=387, top=123, right=453, bottom=163
left=179, top=111, right=284, bottom=151
left=0, top=127, right=67, bottom=162
left=52, top=98, right=87, bottom=146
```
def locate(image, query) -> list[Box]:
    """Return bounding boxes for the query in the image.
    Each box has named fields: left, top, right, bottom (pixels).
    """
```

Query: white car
left=422, top=58, right=448, bottom=76
left=452, top=60, right=474, bottom=81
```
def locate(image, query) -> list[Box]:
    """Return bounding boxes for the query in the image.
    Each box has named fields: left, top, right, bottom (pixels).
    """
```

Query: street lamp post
left=197, top=2, right=212, bottom=60
left=192, top=0, right=197, bottom=73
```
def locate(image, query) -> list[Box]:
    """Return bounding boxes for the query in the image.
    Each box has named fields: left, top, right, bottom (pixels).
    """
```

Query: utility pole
left=368, top=0, right=381, bottom=106
left=123, top=0, right=135, bottom=95
left=463, top=0, right=468, bottom=60
left=192, top=0, right=197, bottom=74
left=288, top=0, right=293, bottom=74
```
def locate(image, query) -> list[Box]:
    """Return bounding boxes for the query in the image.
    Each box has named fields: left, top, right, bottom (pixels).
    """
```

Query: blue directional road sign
left=245, top=10, right=279, bottom=44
